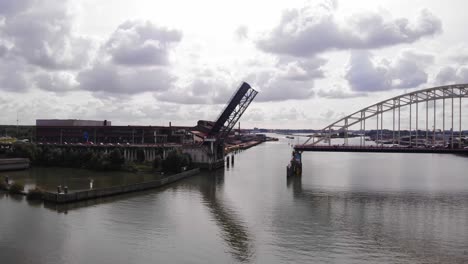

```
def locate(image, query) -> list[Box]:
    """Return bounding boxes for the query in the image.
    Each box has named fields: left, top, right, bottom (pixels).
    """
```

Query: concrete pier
left=0, top=158, right=30, bottom=171
left=43, top=168, right=200, bottom=203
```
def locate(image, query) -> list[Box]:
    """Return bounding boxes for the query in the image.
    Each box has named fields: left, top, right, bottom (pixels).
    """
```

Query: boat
left=286, top=136, right=295, bottom=139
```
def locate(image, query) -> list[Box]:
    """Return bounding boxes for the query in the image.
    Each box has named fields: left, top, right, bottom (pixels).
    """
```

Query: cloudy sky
left=0, top=0, right=467, bottom=128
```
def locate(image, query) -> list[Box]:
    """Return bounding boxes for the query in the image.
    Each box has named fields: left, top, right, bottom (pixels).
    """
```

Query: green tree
left=136, top=149, right=145, bottom=163
left=10, top=143, right=37, bottom=160
left=109, top=149, right=124, bottom=166
left=152, top=155, right=162, bottom=169
left=162, top=150, right=182, bottom=173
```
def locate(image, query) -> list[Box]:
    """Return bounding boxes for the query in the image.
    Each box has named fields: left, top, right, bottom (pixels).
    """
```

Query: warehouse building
left=35, top=119, right=193, bottom=144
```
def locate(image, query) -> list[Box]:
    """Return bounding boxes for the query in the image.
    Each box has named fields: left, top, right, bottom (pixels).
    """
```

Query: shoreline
left=0, top=158, right=30, bottom=172
left=41, top=168, right=200, bottom=203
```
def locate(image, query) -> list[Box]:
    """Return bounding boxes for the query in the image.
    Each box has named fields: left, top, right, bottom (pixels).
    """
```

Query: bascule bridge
left=183, top=82, right=258, bottom=170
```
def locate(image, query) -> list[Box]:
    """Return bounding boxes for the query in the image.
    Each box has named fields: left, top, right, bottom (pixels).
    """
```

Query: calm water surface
left=1, top=135, right=468, bottom=263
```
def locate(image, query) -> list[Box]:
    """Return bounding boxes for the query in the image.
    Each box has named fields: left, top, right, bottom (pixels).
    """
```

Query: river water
left=1, top=135, right=468, bottom=263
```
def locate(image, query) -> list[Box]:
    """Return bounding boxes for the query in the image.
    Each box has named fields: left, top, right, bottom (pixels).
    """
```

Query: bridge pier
left=287, top=151, right=302, bottom=177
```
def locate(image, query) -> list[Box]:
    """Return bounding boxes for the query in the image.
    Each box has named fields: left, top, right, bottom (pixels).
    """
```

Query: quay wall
left=0, top=158, right=30, bottom=171
left=43, top=168, right=200, bottom=203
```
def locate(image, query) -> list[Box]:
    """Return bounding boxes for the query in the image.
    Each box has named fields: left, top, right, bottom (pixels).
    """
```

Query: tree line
left=3, top=143, right=193, bottom=173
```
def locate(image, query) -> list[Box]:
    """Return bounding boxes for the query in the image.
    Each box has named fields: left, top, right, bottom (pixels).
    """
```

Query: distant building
left=35, top=119, right=194, bottom=144
left=36, top=119, right=111, bottom=127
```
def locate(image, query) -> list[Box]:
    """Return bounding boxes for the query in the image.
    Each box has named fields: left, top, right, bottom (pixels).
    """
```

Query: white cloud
left=245, top=56, right=326, bottom=102
left=1, top=0, right=92, bottom=70
left=0, top=57, right=31, bottom=92
left=0, top=0, right=92, bottom=94
left=78, top=62, right=175, bottom=95
left=0, top=0, right=33, bottom=17
left=345, top=50, right=434, bottom=92
left=105, top=20, right=182, bottom=66
left=156, top=78, right=234, bottom=105
left=77, top=20, right=181, bottom=96
left=0, top=0, right=466, bottom=129
left=317, top=85, right=367, bottom=99
left=33, top=72, right=77, bottom=93
left=435, top=66, right=468, bottom=85
left=257, top=3, right=442, bottom=57
left=446, top=45, right=468, bottom=64
left=234, top=25, right=249, bottom=41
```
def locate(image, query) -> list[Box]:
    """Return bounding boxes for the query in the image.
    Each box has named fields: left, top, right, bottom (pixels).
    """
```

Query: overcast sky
left=0, top=0, right=467, bottom=128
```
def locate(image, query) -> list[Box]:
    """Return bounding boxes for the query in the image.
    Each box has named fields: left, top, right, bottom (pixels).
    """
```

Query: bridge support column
left=398, top=98, right=401, bottom=145
left=416, top=101, right=419, bottom=147
left=443, top=97, right=445, bottom=145
left=380, top=107, right=383, bottom=147
left=426, top=93, right=429, bottom=144
left=392, top=101, right=395, bottom=145
left=459, top=96, right=462, bottom=146
left=433, top=97, right=437, bottom=145
left=363, top=113, right=366, bottom=146
left=410, top=101, right=412, bottom=146
left=452, top=89, right=454, bottom=149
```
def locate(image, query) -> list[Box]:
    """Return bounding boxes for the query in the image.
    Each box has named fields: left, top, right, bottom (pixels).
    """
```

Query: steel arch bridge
left=296, top=84, right=468, bottom=153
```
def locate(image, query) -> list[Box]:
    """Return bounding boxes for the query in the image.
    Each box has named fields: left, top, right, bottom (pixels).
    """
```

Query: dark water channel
left=1, top=135, right=468, bottom=263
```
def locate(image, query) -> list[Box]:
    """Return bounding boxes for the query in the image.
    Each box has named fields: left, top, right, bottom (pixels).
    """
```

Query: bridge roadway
left=294, top=145, right=468, bottom=154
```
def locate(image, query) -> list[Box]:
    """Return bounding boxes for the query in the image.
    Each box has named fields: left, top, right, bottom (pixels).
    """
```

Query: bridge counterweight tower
left=197, top=82, right=258, bottom=170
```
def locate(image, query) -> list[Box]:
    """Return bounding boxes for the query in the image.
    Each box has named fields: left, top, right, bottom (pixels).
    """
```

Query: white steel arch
left=303, top=84, right=468, bottom=146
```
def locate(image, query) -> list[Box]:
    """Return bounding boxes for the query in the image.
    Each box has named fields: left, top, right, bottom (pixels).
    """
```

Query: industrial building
left=35, top=119, right=194, bottom=144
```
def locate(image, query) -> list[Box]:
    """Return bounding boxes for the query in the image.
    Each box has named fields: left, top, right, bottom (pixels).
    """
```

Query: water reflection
left=284, top=175, right=468, bottom=263
left=202, top=173, right=253, bottom=262
left=178, top=171, right=254, bottom=263
left=8, top=193, right=24, bottom=202
left=42, top=188, right=160, bottom=214
left=38, top=169, right=254, bottom=263
left=286, top=176, right=302, bottom=195
left=2, top=134, right=468, bottom=263
left=26, top=199, right=43, bottom=208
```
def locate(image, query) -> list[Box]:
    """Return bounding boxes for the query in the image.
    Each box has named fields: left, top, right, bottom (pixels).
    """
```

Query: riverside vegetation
left=0, top=144, right=194, bottom=198
left=1, top=143, right=193, bottom=174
